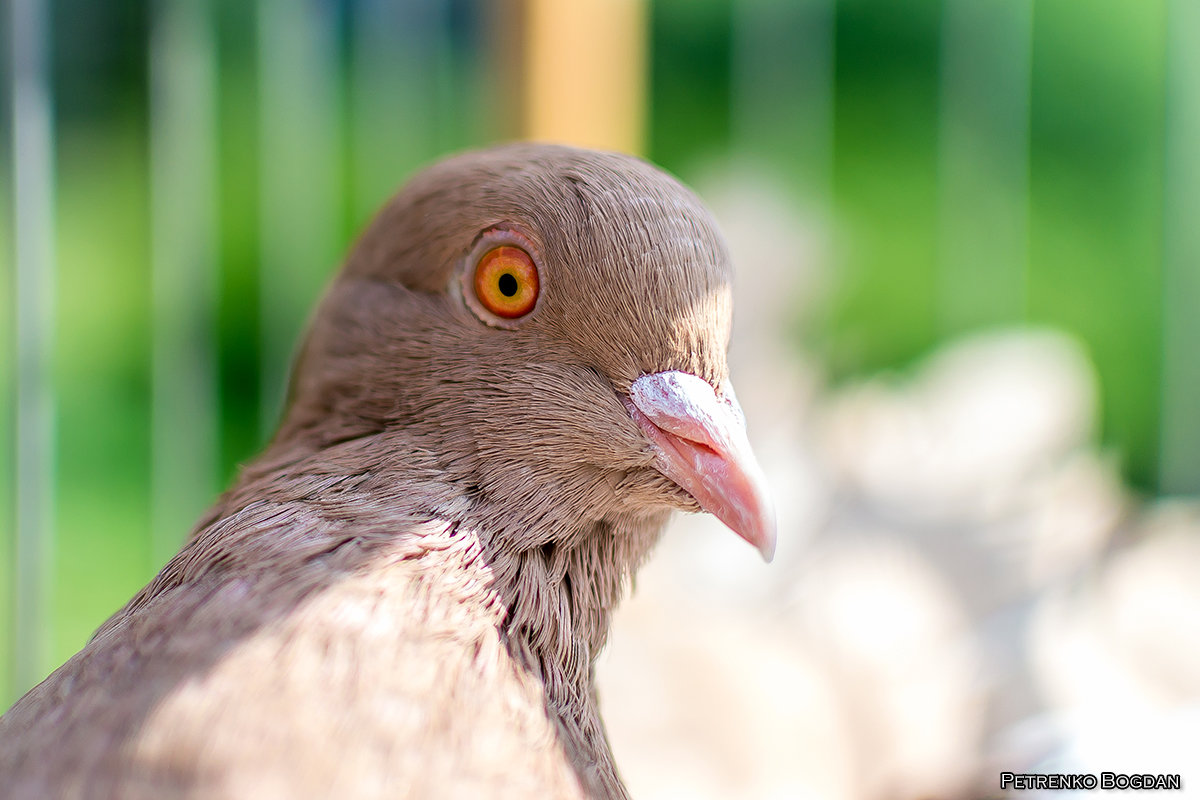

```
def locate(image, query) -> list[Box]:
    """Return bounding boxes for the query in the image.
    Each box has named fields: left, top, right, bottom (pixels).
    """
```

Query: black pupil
left=498, top=272, right=519, bottom=297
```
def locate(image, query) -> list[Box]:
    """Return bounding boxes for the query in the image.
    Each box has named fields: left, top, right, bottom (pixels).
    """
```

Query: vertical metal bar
left=0, top=0, right=11, bottom=708
left=731, top=0, right=835, bottom=199
left=937, top=0, right=1033, bottom=334
left=9, top=0, right=56, bottom=696
left=1160, top=0, right=1200, bottom=494
left=522, top=0, right=647, bottom=154
left=257, top=0, right=341, bottom=435
left=149, top=0, right=219, bottom=564
left=348, top=0, right=441, bottom=225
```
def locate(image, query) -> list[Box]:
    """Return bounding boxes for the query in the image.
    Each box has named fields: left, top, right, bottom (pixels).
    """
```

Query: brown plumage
left=0, top=143, right=775, bottom=799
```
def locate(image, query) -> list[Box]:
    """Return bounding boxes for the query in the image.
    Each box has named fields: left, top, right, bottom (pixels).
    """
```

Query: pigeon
left=0, top=143, right=775, bottom=799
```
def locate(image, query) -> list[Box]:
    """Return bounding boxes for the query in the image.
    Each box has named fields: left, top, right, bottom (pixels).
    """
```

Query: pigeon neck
left=486, top=513, right=666, bottom=799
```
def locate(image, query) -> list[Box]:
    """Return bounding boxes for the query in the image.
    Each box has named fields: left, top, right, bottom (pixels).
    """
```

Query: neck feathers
left=486, top=514, right=666, bottom=799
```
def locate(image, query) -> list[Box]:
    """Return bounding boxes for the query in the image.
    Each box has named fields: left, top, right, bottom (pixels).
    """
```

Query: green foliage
left=1, top=0, right=1183, bottom=705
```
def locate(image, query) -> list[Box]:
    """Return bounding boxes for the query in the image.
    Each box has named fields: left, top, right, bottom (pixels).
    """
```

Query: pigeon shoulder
left=1, top=499, right=588, bottom=799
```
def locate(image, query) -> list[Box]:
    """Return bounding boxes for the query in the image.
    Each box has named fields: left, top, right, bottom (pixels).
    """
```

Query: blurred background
left=2, top=0, right=1198, bottom=796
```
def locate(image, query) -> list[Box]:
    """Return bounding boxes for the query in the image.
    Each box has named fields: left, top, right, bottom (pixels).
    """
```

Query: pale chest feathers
left=124, top=527, right=594, bottom=799
left=113, top=514, right=655, bottom=800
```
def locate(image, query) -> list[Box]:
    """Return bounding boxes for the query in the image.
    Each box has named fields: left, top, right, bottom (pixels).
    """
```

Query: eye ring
left=461, top=226, right=544, bottom=328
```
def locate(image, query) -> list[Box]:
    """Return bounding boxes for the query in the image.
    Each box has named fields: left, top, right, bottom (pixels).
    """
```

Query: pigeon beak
left=625, top=370, right=777, bottom=562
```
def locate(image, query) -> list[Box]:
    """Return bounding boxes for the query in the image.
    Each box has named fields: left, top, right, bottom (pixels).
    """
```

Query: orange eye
left=473, top=245, right=540, bottom=319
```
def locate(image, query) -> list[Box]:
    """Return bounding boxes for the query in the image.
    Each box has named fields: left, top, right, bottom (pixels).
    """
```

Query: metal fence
left=3, top=0, right=1198, bottom=707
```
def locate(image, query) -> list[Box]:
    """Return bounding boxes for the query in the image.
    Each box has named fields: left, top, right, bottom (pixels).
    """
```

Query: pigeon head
left=280, top=143, right=775, bottom=560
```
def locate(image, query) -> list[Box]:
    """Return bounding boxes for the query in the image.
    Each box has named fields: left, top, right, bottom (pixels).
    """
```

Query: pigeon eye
left=474, top=245, right=539, bottom=319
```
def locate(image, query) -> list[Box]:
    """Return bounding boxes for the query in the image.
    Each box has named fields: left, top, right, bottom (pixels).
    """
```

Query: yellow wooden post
left=521, top=0, right=647, bottom=155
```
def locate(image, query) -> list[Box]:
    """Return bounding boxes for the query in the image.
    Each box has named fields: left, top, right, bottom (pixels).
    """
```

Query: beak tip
left=759, top=537, right=777, bottom=563
left=742, top=479, right=777, bottom=564
left=751, top=514, right=778, bottom=563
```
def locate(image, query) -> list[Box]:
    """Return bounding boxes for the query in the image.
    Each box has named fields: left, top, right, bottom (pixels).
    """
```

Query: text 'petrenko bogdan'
left=1000, top=771, right=1184, bottom=791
